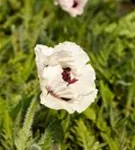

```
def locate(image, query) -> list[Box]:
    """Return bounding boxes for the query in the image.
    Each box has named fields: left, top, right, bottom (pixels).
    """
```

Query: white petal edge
left=74, top=89, right=98, bottom=113
left=69, top=63, right=98, bottom=113
left=55, top=0, right=88, bottom=17
left=34, top=44, right=54, bottom=78
left=54, top=41, right=89, bottom=68
left=40, top=93, right=75, bottom=114
left=70, top=64, right=96, bottom=95
left=34, top=44, right=53, bottom=56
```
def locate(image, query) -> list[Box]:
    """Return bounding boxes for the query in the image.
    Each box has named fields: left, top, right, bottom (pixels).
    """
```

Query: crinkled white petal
left=70, top=64, right=96, bottom=94
left=50, top=50, right=75, bottom=68
left=54, top=41, right=89, bottom=69
left=40, top=93, right=75, bottom=114
left=34, top=44, right=54, bottom=78
left=73, top=89, right=98, bottom=113
left=69, top=64, right=97, bottom=112
left=42, top=65, right=69, bottom=90
left=42, top=65, right=75, bottom=99
left=55, top=0, right=88, bottom=17
left=42, top=65, right=63, bottom=84
left=40, top=65, right=76, bottom=113
left=56, top=0, right=73, bottom=9
left=68, top=8, right=83, bottom=17
left=35, top=44, right=53, bottom=56
left=78, top=0, right=88, bottom=8
left=77, top=64, right=96, bottom=88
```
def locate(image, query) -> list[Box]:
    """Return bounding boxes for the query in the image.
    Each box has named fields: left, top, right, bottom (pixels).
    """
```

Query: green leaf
left=100, top=133, right=119, bottom=150
left=83, top=107, right=96, bottom=122
left=30, top=144, right=42, bottom=150
left=0, top=110, right=14, bottom=149
left=100, top=80, right=114, bottom=107
left=71, top=119, right=101, bottom=150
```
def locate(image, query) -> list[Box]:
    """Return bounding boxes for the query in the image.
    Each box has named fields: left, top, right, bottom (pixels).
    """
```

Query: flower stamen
left=72, top=1, right=78, bottom=8
left=62, top=67, right=78, bottom=84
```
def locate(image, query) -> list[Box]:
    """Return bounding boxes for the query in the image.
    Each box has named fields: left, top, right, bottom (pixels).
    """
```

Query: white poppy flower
left=34, top=41, right=97, bottom=113
left=55, top=0, right=88, bottom=17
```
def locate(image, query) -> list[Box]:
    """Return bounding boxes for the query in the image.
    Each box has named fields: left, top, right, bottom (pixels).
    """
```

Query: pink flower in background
left=34, top=41, right=97, bottom=113
left=55, top=0, right=88, bottom=17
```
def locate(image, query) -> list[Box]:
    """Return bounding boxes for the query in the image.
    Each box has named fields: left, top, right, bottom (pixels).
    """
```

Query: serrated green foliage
left=0, top=107, right=15, bottom=150
left=71, top=119, right=101, bottom=150
left=83, top=107, right=96, bottom=122
left=38, top=119, right=64, bottom=150
left=99, top=80, right=114, bottom=108
left=15, top=96, right=38, bottom=150
left=1, top=0, right=135, bottom=150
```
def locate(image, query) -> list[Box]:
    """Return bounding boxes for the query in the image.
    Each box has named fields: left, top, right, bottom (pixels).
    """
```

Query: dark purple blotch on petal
left=72, top=0, right=78, bottom=8
left=62, top=67, right=78, bottom=84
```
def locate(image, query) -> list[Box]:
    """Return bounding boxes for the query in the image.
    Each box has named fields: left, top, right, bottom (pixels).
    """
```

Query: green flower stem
left=15, top=96, right=38, bottom=150
left=22, top=96, right=38, bottom=137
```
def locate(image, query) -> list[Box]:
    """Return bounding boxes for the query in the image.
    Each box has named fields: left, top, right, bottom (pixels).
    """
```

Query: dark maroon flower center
left=72, top=0, right=78, bottom=8
left=62, top=67, right=78, bottom=84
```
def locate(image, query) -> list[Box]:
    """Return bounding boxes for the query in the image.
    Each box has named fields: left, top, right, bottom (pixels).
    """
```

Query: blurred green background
left=1, top=0, right=135, bottom=149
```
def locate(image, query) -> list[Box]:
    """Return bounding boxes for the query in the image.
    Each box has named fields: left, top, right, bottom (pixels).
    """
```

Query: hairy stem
left=15, top=96, right=38, bottom=150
